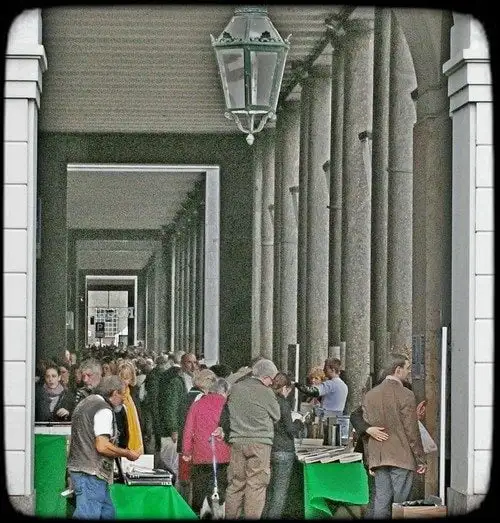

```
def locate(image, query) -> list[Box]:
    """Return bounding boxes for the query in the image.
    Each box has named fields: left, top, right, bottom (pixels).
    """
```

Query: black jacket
left=350, top=405, right=371, bottom=455
left=272, top=393, right=302, bottom=453
left=35, top=384, right=75, bottom=422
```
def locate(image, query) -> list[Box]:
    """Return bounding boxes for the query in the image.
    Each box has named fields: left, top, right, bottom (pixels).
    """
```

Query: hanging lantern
left=211, top=6, right=290, bottom=145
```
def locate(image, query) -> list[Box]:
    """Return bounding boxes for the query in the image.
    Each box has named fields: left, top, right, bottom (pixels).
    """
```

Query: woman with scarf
left=35, top=363, right=75, bottom=422
left=117, top=360, right=144, bottom=454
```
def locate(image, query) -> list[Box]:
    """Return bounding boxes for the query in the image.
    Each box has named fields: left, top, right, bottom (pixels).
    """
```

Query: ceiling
left=39, top=4, right=369, bottom=134
left=77, top=241, right=159, bottom=271
left=37, top=5, right=371, bottom=273
left=66, top=164, right=202, bottom=230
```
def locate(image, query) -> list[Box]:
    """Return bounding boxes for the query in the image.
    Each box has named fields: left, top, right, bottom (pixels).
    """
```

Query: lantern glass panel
left=248, top=16, right=281, bottom=41
left=219, top=15, right=247, bottom=40
left=250, top=51, right=278, bottom=107
left=217, top=48, right=245, bottom=109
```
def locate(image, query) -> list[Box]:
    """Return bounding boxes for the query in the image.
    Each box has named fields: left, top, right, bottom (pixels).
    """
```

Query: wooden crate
left=392, top=503, right=447, bottom=518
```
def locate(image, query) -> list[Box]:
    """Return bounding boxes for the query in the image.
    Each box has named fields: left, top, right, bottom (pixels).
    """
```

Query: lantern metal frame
left=211, top=6, right=291, bottom=144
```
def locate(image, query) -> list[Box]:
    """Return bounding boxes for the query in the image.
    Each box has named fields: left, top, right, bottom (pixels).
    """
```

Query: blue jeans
left=70, top=472, right=116, bottom=519
left=262, top=451, right=295, bottom=519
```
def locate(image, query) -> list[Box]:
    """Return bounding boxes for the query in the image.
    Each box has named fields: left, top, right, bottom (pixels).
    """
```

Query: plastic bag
left=418, top=421, right=438, bottom=453
left=157, top=437, right=179, bottom=479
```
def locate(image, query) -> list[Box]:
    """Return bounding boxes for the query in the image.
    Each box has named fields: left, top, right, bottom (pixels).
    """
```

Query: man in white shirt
left=68, top=375, right=140, bottom=519
left=295, top=358, right=348, bottom=416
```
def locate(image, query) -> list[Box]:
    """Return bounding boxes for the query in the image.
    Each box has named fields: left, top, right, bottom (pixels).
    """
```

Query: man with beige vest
left=362, top=353, right=427, bottom=519
left=223, top=358, right=280, bottom=519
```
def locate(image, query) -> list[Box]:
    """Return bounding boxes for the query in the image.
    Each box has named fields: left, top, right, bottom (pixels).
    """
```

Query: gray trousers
left=372, top=466, right=413, bottom=519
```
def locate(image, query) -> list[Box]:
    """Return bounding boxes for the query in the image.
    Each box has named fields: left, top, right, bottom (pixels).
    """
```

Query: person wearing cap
left=222, top=358, right=280, bottom=519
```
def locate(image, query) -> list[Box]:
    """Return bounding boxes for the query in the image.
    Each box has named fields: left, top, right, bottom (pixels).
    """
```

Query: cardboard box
left=392, top=503, right=447, bottom=518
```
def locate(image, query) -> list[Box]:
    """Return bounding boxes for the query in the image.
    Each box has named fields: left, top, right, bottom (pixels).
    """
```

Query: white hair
left=210, top=377, right=230, bottom=395
left=252, top=358, right=278, bottom=380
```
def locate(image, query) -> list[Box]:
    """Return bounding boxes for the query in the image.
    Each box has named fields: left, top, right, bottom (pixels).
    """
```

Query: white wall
left=444, top=13, right=493, bottom=503
left=4, top=9, right=46, bottom=501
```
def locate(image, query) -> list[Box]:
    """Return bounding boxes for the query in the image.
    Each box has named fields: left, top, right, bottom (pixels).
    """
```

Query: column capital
left=5, top=45, right=47, bottom=108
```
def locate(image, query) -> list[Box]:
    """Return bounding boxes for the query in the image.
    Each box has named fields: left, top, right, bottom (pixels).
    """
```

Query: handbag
left=418, top=421, right=437, bottom=454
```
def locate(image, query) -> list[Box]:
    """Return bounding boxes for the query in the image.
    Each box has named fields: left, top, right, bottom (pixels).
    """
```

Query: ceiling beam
left=278, top=6, right=356, bottom=106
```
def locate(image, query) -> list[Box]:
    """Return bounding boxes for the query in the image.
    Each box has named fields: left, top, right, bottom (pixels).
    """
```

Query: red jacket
left=182, top=393, right=231, bottom=464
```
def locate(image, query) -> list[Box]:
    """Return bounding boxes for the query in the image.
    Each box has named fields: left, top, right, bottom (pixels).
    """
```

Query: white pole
left=294, top=343, right=300, bottom=411
left=439, top=326, right=447, bottom=504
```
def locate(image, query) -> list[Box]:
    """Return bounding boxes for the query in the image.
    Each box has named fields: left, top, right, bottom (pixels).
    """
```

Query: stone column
left=251, top=142, right=264, bottom=357
left=275, top=98, right=301, bottom=371
left=341, top=19, right=374, bottom=412
left=306, top=64, right=332, bottom=369
left=260, top=131, right=275, bottom=360
left=136, top=267, right=147, bottom=344
left=146, top=262, right=156, bottom=351
left=297, top=76, right=311, bottom=381
left=162, top=226, right=173, bottom=352
left=173, top=234, right=180, bottom=349
left=328, top=42, right=345, bottom=348
left=387, top=13, right=416, bottom=353
left=189, top=216, right=198, bottom=354
left=179, top=230, right=186, bottom=350
left=273, top=117, right=284, bottom=366
left=196, top=205, right=205, bottom=354
left=182, top=229, right=191, bottom=352
left=184, top=223, right=192, bottom=350
left=370, top=7, right=391, bottom=379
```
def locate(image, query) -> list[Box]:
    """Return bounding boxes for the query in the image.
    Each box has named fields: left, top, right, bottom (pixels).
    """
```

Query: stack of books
left=124, top=466, right=173, bottom=486
left=296, top=446, right=363, bottom=464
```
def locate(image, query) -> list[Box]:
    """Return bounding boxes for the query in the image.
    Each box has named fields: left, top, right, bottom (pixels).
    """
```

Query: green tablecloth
left=110, top=484, right=198, bottom=519
left=34, top=433, right=197, bottom=519
left=34, top=434, right=69, bottom=517
left=302, top=461, right=369, bottom=518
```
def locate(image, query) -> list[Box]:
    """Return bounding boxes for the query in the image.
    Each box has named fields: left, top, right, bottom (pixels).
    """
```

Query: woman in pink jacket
left=182, top=377, right=231, bottom=515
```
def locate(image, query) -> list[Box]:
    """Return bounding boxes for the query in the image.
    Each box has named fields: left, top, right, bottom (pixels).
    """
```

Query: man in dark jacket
left=142, top=353, right=170, bottom=453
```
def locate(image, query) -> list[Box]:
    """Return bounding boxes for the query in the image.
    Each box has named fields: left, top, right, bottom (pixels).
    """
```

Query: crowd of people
left=34, top=346, right=427, bottom=519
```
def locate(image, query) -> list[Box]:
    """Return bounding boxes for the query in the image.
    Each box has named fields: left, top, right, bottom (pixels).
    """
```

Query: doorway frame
left=67, top=163, right=220, bottom=364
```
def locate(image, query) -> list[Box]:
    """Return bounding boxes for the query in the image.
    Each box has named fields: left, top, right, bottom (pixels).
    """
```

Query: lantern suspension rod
left=278, top=6, right=355, bottom=105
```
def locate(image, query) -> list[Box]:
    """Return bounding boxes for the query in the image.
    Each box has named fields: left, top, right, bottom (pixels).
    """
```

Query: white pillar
left=4, top=9, right=47, bottom=512
left=443, top=14, right=493, bottom=514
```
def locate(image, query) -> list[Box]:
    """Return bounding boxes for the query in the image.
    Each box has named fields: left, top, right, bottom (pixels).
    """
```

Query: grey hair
left=209, top=377, right=230, bottom=395
left=193, top=369, right=216, bottom=391
left=170, top=351, right=185, bottom=365
left=79, top=358, right=102, bottom=375
left=252, top=358, right=278, bottom=380
left=95, top=375, right=125, bottom=399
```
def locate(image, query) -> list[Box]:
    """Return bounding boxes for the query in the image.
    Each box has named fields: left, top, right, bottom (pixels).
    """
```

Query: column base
left=447, top=487, right=486, bottom=516
left=8, top=493, right=35, bottom=515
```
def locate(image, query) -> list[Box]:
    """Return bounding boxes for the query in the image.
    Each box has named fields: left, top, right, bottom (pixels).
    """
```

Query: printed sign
left=95, top=321, right=105, bottom=338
